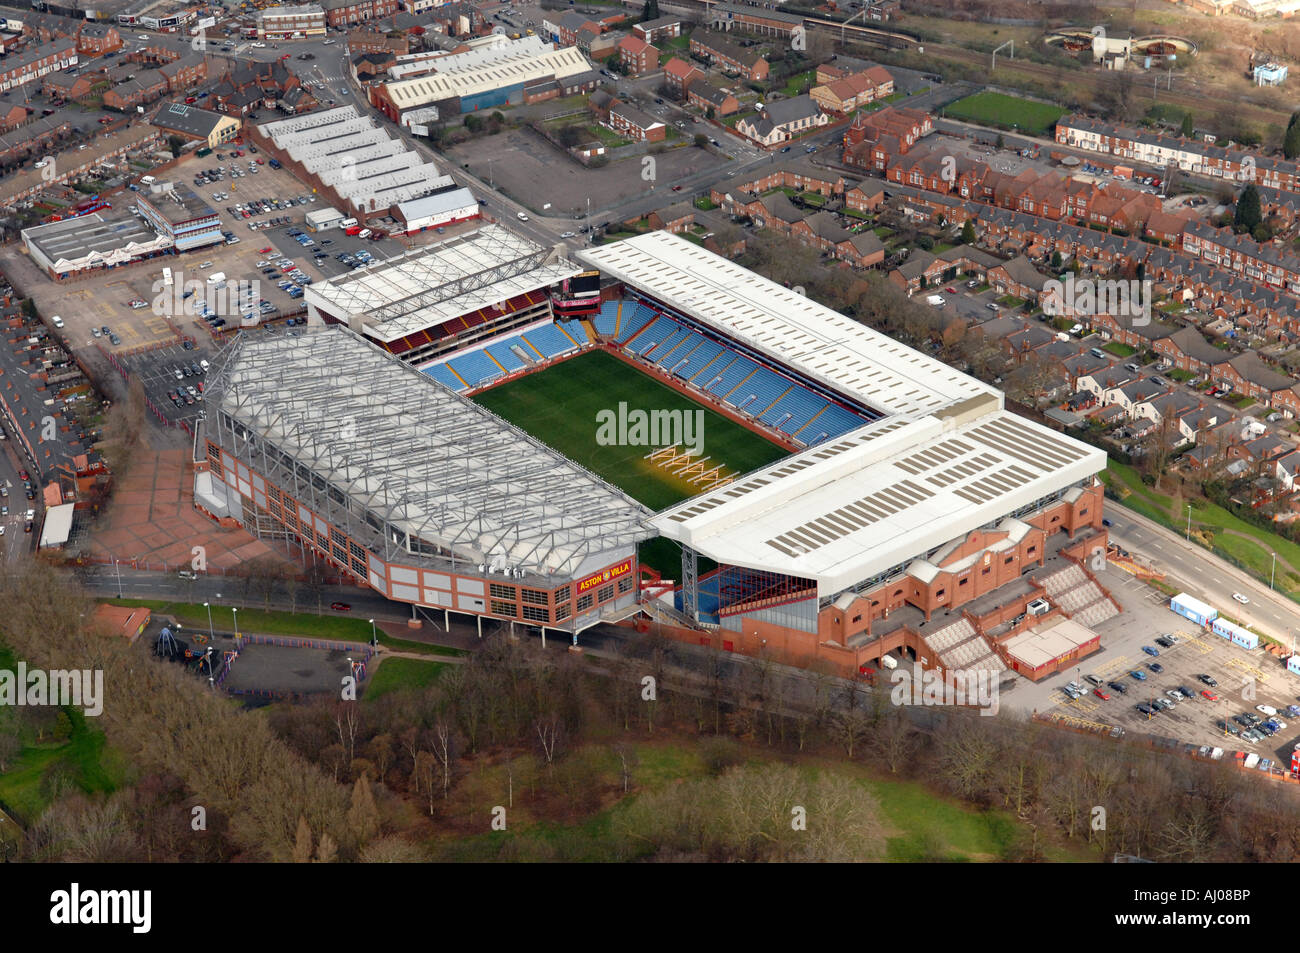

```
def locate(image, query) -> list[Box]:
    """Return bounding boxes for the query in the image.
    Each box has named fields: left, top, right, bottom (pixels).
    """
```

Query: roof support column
left=681, top=544, right=699, bottom=623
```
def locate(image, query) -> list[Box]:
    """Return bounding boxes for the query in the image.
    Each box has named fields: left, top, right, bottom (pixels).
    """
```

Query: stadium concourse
left=207, top=228, right=1113, bottom=679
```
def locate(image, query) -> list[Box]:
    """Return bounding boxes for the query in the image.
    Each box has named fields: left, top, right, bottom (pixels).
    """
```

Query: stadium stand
left=618, top=304, right=659, bottom=345
left=447, top=349, right=504, bottom=389
left=593, top=301, right=620, bottom=338
left=727, top=367, right=790, bottom=414
left=426, top=362, right=467, bottom=391
left=627, top=315, right=681, bottom=355
left=522, top=323, right=582, bottom=359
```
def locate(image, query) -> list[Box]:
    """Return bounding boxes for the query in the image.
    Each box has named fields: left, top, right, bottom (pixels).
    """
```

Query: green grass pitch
left=943, top=91, right=1066, bottom=136
left=471, top=349, right=789, bottom=513
left=472, top=350, right=790, bottom=574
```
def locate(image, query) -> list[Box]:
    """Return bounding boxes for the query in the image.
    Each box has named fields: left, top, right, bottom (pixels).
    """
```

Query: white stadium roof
left=648, top=407, right=1106, bottom=595
left=305, top=224, right=580, bottom=343
left=581, top=232, right=1106, bottom=596
left=578, top=231, right=999, bottom=419
left=209, top=327, right=653, bottom=579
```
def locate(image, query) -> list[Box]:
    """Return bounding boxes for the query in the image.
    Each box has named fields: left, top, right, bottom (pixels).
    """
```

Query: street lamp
left=1270, top=552, right=1277, bottom=590
left=113, top=557, right=123, bottom=598
left=368, top=618, right=377, bottom=647
left=231, top=606, right=238, bottom=637
left=1185, top=504, right=1192, bottom=540
left=204, top=601, right=214, bottom=641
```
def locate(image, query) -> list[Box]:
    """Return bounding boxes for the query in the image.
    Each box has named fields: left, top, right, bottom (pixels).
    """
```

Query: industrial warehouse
left=202, top=230, right=1114, bottom=680
left=249, top=105, right=473, bottom=225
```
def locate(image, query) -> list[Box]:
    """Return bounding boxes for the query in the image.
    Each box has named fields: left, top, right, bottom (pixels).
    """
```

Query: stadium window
left=522, top=605, right=549, bottom=623
left=489, top=582, right=517, bottom=601
left=1004, top=556, right=1014, bottom=564
left=618, top=576, right=633, bottom=594
left=597, top=584, right=615, bottom=603
left=554, top=602, right=571, bottom=621
left=521, top=589, right=548, bottom=606
left=490, top=600, right=516, bottom=616
left=576, top=593, right=593, bottom=613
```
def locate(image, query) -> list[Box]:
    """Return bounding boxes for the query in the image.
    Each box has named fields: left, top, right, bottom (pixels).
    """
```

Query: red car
left=944, top=286, right=956, bottom=293
left=1093, top=688, right=1111, bottom=700
left=330, top=602, right=351, bottom=612
left=1201, top=689, right=1219, bottom=701
left=18, top=469, right=28, bottom=481
left=671, top=184, right=683, bottom=191
left=258, top=246, right=272, bottom=253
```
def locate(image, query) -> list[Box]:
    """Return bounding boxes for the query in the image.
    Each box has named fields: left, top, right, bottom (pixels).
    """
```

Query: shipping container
left=1113, top=165, right=1133, bottom=180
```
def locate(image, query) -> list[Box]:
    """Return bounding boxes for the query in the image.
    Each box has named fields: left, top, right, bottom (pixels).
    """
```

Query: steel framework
left=307, top=224, right=579, bottom=337
left=203, top=326, right=655, bottom=583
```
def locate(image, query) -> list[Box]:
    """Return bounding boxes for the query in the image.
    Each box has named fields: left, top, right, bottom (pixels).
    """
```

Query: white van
left=50, top=315, right=64, bottom=329
left=140, top=175, right=156, bottom=186
left=206, top=271, right=226, bottom=285
left=517, top=211, right=529, bottom=222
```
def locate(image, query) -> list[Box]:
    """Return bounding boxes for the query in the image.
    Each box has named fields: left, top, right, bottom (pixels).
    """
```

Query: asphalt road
left=1107, top=504, right=1300, bottom=644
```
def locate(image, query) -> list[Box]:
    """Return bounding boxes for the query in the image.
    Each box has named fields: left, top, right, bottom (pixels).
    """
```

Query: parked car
left=1141, top=645, right=1159, bottom=657
left=1147, top=662, right=1163, bottom=674
left=1199, top=674, right=1218, bottom=687
left=1107, top=680, right=1128, bottom=694
left=1130, top=670, right=1148, bottom=681
left=1201, top=689, right=1219, bottom=701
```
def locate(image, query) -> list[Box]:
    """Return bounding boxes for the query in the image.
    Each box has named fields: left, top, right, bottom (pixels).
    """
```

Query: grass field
left=471, top=350, right=787, bottom=512
left=102, top=599, right=468, bottom=658
left=472, top=350, right=788, bottom=574
left=364, top=657, right=451, bottom=701
left=944, top=91, right=1066, bottom=135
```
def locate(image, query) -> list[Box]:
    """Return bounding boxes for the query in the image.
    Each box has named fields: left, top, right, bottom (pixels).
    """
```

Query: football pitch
left=471, top=350, right=788, bottom=513
left=943, top=91, right=1066, bottom=136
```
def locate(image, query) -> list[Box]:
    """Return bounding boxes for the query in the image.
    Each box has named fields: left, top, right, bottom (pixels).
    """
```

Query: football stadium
left=200, top=228, right=1114, bottom=679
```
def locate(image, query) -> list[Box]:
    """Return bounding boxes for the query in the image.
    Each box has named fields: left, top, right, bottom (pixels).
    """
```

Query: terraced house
left=688, top=31, right=768, bottom=82
left=1056, top=116, right=1300, bottom=194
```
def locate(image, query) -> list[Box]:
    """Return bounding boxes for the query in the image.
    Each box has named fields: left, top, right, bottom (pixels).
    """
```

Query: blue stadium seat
left=486, top=342, right=526, bottom=372
left=705, top=356, right=758, bottom=397
left=670, top=338, right=723, bottom=380
left=593, top=301, right=620, bottom=338
left=645, top=324, right=693, bottom=363
left=726, top=367, right=789, bottom=413
left=448, top=350, right=502, bottom=389
left=617, top=304, right=657, bottom=343
left=627, top=316, right=680, bottom=355
left=425, top=363, right=467, bottom=391
left=522, top=323, right=580, bottom=359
